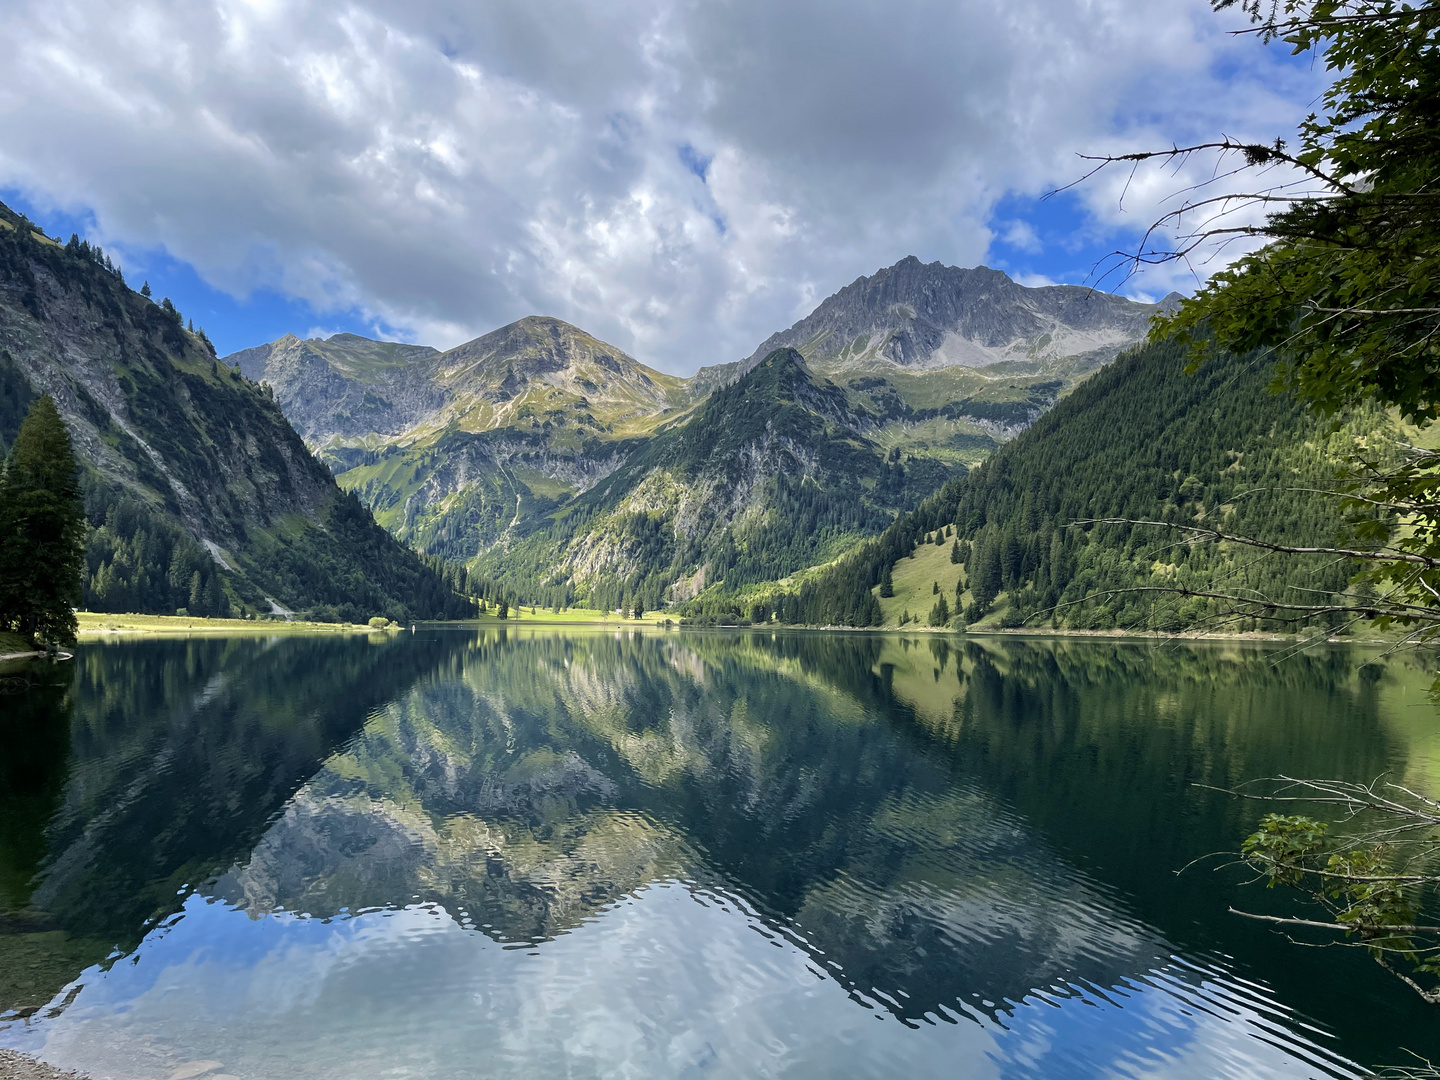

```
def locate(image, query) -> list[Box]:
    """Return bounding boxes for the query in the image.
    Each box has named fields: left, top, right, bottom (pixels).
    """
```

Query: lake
left=1, top=628, right=1437, bottom=1079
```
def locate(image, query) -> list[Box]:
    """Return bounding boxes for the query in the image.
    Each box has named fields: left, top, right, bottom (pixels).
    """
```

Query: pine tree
left=204, top=572, right=229, bottom=618
left=970, top=534, right=1002, bottom=613
left=140, top=281, right=152, bottom=298
left=928, top=592, right=950, bottom=627
left=879, top=564, right=894, bottom=597
left=0, top=396, right=86, bottom=645
left=950, top=538, right=961, bottom=564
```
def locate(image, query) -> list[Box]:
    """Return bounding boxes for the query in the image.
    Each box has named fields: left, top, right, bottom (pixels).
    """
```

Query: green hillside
left=0, top=200, right=474, bottom=623
left=474, top=348, right=953, bottom=612
left=763, top=338, right=1392, bottom=631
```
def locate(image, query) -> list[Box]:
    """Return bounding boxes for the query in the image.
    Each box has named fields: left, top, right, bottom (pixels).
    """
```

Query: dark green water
left=1, top=628, right=1437, bottom=1079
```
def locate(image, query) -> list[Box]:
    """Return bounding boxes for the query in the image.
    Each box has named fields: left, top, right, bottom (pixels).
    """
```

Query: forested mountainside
left=736, top=338, right=1389, bottom=630
left=0, top=200, right=473, bottom=622
left=472, top=348, right=952, bottom=612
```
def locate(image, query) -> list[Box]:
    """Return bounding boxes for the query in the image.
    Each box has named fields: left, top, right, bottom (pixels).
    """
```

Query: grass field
left=76, top=612, right=378, bottom=636
left=480, top=606, right=672, bottom=627
left=73, top=608, right=669, bottom=636
left=873, top=535, right=968, bottom=628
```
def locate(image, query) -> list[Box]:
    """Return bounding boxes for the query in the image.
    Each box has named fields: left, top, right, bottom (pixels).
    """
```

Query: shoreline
left=76, top=611, right=381, bottom=638
left=0, top=1049, right=87, bottom=1080
left=57, top=610, right=1399, bottom=647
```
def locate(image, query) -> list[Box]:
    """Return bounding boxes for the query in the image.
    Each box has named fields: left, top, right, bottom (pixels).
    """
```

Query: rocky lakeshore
left=0, top=1050, right=87, bottom=1080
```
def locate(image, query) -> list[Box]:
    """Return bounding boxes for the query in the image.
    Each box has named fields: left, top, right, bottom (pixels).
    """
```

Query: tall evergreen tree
left=0, top=396, right=86, bottom=645
left=969, top=533, right=1002, bottom=613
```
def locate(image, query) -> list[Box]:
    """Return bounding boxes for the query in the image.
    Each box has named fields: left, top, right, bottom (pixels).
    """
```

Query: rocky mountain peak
left=697, top=257, right=1165, bottom=388
left=227, top=333, right=445, bottom=443
left=430, top=316, right=682, bottom=423
left=439, top=316, right=649, bottom=383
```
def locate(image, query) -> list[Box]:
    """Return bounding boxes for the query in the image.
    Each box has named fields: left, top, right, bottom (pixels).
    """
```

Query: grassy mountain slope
left=236, top=318, right=696, bottom=565
left=424, top=316, right=692, bottom=437
left=0, top=201, right=472, bottom=621
left=761, top=338, right=1390, bottom=630
left=476, top=348, right=953, bottom=612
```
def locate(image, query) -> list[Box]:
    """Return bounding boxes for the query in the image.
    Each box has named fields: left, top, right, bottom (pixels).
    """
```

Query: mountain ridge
left=0, top=199, right=472, bottom=621
left=692, top=257, right=1176, bottom=392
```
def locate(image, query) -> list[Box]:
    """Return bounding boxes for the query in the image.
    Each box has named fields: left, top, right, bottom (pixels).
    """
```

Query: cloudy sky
left=0, top=0, right=1326, bottom=372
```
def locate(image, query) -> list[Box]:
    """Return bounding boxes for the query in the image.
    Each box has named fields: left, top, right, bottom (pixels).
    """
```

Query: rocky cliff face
left=0, top=227, right=333, bottom=555
left=230, top=332, right=443, bottom=442
left=0, top=199, right=468, bottom=620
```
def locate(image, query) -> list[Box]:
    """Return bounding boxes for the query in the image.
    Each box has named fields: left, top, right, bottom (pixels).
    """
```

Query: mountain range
left=228, top=258, right=1171, bottom=610
left=16, top=175, right=1310, bottom=632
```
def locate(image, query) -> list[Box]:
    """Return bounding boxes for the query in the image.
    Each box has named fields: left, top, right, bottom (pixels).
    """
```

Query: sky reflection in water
left=1, top=628, right=1435, bottom=1078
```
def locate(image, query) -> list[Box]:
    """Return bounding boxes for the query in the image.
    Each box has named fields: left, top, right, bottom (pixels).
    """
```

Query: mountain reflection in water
left=1, top=628, right=1436, bottom=1079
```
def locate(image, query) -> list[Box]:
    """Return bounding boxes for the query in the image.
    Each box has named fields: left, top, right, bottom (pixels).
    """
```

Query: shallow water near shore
left=1, top=628, right=1437, bottom=1079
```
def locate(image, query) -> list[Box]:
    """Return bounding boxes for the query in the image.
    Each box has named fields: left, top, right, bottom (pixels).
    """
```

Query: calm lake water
left=2, top=628, right=1437, bottom=1079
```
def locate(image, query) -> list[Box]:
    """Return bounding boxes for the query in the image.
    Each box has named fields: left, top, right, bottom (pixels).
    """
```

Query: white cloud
left=0, top=0, right=1329, bottom=371
left=1002, top=220, right=1044, bottom=255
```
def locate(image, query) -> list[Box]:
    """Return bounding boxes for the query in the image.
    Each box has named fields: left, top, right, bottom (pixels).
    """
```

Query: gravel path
left=0, top=1050, right=88, bottom=1080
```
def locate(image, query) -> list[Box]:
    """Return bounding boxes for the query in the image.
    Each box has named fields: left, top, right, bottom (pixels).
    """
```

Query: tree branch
left=1072, top=518, right=1440, bottom=569
left=1229, top=908, right=1440, bottom=935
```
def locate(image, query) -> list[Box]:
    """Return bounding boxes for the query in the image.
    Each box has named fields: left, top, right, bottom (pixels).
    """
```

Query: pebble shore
left=0, top=1050, right=87, bottom=1080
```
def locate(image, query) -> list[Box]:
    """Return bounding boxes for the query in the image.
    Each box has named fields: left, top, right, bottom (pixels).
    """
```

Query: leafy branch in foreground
left=1074, top=0, right=1440, bottom=630
left=1069, top=0, right=1440, bottom=1025
left=1219, top=777, right=1440, bottom=1006
left=1090, top=2, right=1440, bottom=429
